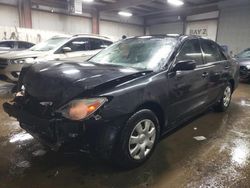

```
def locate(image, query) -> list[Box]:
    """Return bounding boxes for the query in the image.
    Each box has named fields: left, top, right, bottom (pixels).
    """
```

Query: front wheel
left=112, top=109, right=160, bottom=169
left=214, top=82, right=232, bottom=112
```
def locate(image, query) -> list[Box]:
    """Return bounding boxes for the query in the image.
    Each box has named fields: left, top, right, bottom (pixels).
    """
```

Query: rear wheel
left=214, top=82, right=232, bottom=112
left=112, top=109, right=160, bottom=169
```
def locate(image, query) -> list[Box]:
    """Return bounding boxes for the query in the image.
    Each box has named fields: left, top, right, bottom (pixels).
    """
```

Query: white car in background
left=0, top=34, right=113, bottom=82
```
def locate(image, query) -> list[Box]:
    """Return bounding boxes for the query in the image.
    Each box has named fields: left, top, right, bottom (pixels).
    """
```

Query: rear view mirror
left=62, top=47, right=72, bottom=53
left=173, top=60, right=196, bottom=71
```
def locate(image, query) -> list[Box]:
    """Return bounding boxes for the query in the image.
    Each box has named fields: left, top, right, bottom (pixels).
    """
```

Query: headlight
left=246, top=65, right=250, bottom=69
left=57, top=98, right=107, bottom=121
left=10, top=58, right=35, bottom=64
left=10, top=59, right=25, bottom=64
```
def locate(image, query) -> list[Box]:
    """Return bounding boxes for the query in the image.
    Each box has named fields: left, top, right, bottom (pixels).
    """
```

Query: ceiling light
left=167, top=0, right=184, bottom=6
left=118, top=11, right=133, bottom=17
left=82, top=0, right=94, bottom=3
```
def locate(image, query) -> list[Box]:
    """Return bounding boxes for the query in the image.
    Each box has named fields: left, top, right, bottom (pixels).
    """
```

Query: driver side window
left=62, top=38, right=90, bottom=52
left=176, top=39, right=203, bottom=65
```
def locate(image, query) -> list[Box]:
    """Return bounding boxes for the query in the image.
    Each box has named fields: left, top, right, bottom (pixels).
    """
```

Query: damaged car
left=3, top=35, right=239, bottom=168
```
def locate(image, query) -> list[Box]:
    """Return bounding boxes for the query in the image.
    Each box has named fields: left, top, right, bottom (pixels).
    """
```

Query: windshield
left=89, top=36, right=177, bottom=70
left=237, top=49, right=250, bottom=58
left=30, top=37, right=69, bottom=52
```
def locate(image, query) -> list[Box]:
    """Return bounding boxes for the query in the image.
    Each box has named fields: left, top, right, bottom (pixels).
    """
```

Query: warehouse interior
left=0, top=0, right=250, bottom=187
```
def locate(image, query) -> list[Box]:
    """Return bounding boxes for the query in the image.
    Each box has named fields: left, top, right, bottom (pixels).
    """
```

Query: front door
left=167, top=39, right=209, bottom=123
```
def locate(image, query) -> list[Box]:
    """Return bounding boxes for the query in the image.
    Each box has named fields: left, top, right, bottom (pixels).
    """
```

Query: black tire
left=213, top=82, right=232, bottom=112
left=111, top=109, right=160, bottom=169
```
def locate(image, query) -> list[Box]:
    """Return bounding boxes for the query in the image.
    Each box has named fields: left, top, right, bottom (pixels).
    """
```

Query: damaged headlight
left=57, top=98, right=107, bottom=121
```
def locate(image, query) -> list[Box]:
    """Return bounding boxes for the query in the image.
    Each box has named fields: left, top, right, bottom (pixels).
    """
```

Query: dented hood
left=22, top=61, right=150, bottom=104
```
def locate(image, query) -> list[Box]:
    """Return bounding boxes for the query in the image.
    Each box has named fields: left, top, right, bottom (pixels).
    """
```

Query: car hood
left=0, top=50, right=47, bottom=60
left=236, top=58, right=250, bottom=65
left=22, top=61, right=151, bottom=105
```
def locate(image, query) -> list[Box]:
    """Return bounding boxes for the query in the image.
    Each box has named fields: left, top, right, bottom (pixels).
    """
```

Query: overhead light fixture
left=118, top=11, right=133, bottom=17
left=82, top=0, right=94, bottom=3
left=167, top=0, right=184, bottom=6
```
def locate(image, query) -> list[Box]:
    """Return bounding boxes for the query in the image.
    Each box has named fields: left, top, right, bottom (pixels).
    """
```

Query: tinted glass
left=64, top=38, right=90, bottom=52
left=102, top=40, right=113, bottom=48
left=90, top=37, right=177, bottom=70
left=0, top=41, right=14, bottom=48
left=176, top=39, right=203, bottom=65
left=89, top=39, right=103, bottom=50
left=201, top=39, right=226, bottom=63
left=237, top=49, right=250, bottom=58
left=18, top=42, right=34, bottom=49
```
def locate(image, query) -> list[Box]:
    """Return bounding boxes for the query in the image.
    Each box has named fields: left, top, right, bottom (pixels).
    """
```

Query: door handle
left=225, top=65, right=230, bottom=69
left=202, top=72, right=209, bottom=78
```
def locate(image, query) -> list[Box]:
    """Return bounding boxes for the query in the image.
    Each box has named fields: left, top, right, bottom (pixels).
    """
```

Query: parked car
left=235, top=48, right=250, bottom=80
left=3, top=35, right=239, bottom=168
left=0, top=34, right=113, bottom=82
left=0, top=40, right=34, bottom=54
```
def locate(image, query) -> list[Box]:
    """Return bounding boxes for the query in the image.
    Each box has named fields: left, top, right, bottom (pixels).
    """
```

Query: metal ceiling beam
left=100, top=0, right=153, bottom=11
left=31, top=0, right=67, bottom=9
left=145, top=5, right=218, bottom=25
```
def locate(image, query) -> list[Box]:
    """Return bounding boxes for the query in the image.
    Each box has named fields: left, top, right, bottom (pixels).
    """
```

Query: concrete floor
left=0, top=81, right=250, bottom=188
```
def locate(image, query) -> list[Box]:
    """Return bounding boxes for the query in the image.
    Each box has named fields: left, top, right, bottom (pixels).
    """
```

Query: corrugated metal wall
left=148, top=22, right=184, bottom=35
left=100, top=20, right=144, bottom=41
left=31, top=10, right=92, bottom=34
left=0, top=4, right=19, bottom=27
left=217, top=5, right=250, bottom=54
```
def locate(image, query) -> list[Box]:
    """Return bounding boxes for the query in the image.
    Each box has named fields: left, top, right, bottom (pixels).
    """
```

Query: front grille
left=240, top=66, right=247, bottom=71
left=18, top=94, right=54, bottom=119
left=0, top=58, right=8, bottom=69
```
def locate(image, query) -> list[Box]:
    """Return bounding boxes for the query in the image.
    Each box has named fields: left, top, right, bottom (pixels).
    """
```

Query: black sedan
left=235, top=48, right=250, bottom=80
left=3, top=35, right=239, bottom=168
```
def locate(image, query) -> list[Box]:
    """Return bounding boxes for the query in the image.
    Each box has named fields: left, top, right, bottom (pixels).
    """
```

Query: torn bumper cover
left=3, top=102, right=86, bottom=150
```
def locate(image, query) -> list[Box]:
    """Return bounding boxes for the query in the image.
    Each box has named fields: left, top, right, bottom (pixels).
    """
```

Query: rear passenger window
left=102, top=40, right=113, bottom=48
left=63, top=38, right=90, bottom=52
left=18, top=42, right=33, bottom=49
left=201, top=40, right=227, bottom=63
left=0, top=41, right=14, bottom=48
left=176, top=39, right=203, bottom=65
left=89, top=39, right=103, bottom=50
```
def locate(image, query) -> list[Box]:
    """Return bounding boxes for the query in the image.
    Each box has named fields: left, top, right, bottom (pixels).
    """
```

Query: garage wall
left=32, top=10, right=92, bottom=34
left=148, top=22, right=184, bottom=35
left=100, top=20, right=144, bottom=41
left=217, top=5, right=250, bottom=54
left=0, top=4, right=19, bottom=27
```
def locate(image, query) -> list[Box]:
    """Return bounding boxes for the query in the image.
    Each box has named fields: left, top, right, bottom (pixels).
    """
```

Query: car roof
left=51, top=34, right=113, bottom=42
left=0, top=40, right=34, bottom=44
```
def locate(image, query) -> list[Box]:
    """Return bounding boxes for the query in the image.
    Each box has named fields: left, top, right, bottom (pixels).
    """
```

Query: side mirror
left=62, top=47, right=72, bottom=53
left=173, top=60, right=196, bottom=71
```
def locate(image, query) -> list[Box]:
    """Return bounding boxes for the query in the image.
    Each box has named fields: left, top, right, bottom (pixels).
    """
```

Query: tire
left=112, top=109, right=160, bottom=169
left=213, top=82, right=232, bottom=112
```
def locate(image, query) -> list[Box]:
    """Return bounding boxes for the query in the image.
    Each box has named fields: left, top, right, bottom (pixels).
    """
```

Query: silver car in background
left=0, top=40, right=34, bottom=54
left=0, top=34, right=113, bottom=82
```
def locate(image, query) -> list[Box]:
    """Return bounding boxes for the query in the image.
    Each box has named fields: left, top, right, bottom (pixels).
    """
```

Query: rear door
left=168, top=38, right=210, bottom=122
left=200, top=39, right=229, bottom=104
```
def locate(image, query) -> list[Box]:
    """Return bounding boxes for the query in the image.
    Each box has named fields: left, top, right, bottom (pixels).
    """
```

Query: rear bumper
left=3, top=102, right=86, bottom=150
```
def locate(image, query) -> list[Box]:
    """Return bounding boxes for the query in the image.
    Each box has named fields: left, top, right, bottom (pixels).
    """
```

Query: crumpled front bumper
left=3, top=102, right=86, bottom=150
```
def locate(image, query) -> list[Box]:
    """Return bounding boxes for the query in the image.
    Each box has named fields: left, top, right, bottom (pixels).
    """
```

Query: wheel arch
left=229, top=79, right=235, bottom=91
left=134, top=101, right=166, bottom=134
